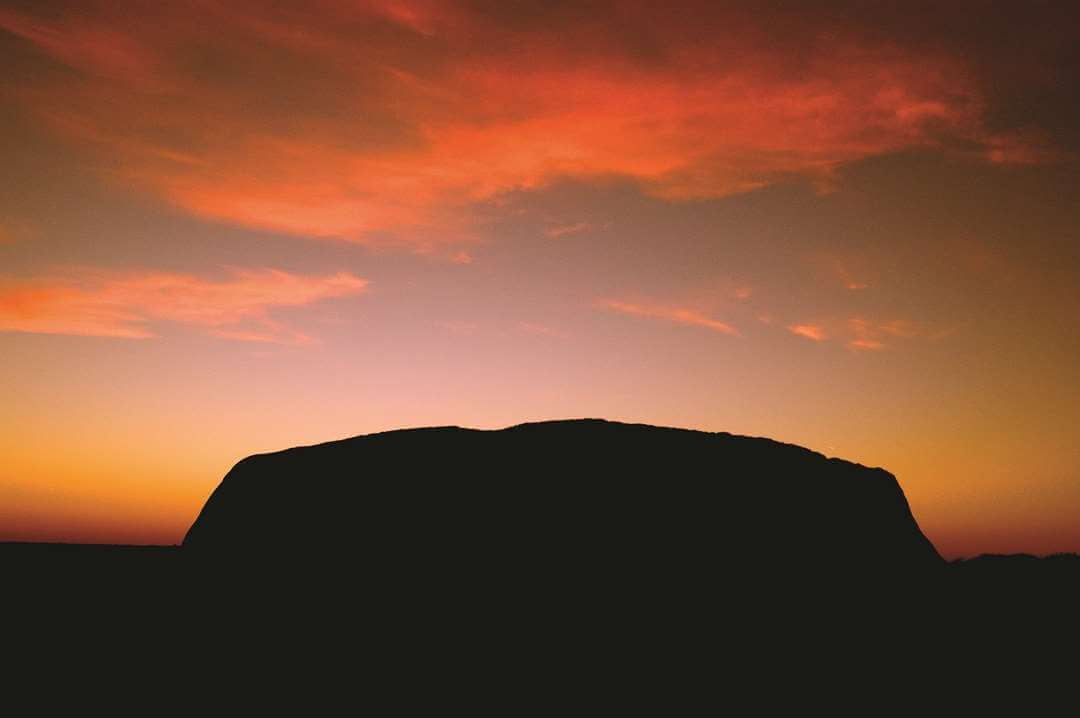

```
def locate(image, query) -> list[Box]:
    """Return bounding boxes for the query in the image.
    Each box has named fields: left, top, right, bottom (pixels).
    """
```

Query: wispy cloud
left=848, top=338, right=885, bottom=351
left=788, top=317, right=940, bottom=350
left=789, top=324, right=827, bottom=341
left=600, top=300, right=738, bottom=335
left=0, top=268, right=368, bottom=343
left=984, top=129, right=1057, bottom=165
left=876, top=319, right=924, bottom=338
left=0, top=2, right=1045, bottom=244
left=545, top=222, right=592, bottom=239
left=846, top=318, right=935, bottom=350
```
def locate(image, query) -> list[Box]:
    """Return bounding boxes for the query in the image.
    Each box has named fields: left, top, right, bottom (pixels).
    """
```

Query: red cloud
left=846, top=318, right=938, bottom=350
left=601, top=299, right=738, bottom=335
left=0, top=269, right=368, bottom=343
left=848, top=338, right=885, bottom=351
left=545, top=222, right=592, bottom=239
left=788, top=317, right=940, bottom=350
left=0, top=2, right=1045, bottom=244
left=789, top=324, right=827, bottom=342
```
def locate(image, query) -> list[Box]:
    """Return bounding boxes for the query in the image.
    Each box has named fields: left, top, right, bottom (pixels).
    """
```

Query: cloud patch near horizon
left=0, top=268, right=369, bottom=343
left=0, top=1, right=1053, bottom=245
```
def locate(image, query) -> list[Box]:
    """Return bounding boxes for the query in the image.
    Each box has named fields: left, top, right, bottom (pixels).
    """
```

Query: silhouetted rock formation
left=8, top=421, right=1079, bottom=679
left=183, top=419, right=942, bottom=583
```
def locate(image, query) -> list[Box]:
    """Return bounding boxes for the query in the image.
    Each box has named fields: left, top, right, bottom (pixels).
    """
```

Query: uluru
left=183, top=419, right=943, bottom=582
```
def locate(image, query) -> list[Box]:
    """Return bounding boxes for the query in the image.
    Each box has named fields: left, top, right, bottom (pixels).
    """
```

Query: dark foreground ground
left=5, top=542, right=1076, bottom=700
left=5, top=541, right=1078, bottom=575
left=6, top=541, right=1077, bottom=610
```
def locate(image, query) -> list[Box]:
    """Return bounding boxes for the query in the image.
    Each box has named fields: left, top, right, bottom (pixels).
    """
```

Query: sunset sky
left=2, top=1, right=1078, bottom=557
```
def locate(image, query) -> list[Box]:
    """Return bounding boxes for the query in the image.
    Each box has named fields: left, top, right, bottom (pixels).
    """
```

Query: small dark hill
left=183, top=419, right=942, bottom=583
left=950, top=552, right=1080, bottom=590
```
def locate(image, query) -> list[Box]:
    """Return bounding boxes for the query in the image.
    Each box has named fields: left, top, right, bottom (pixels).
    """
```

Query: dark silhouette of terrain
left=183, top=419, right=943, bottom=583
left=9, top=420, right=1079, bottom=591
left=6, top=418, right=1079, bottom=682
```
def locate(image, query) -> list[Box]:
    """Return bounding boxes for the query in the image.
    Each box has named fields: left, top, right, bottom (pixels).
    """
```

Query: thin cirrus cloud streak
left=0, top=2, right=1048, bottom=245
left=789, top=324, right=827, bottom=342
left=600, top=300, right=739, bottom=336
left=788, top=318, right=939, bottom=350
left=0, top=269, right=369, bottom=344
left=604, top=302, right=938, bottom=350
left=545, top=222, right=592, bottom=239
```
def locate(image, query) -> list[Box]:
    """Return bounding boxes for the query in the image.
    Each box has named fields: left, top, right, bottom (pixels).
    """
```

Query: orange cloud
left=789, top=324, right=827, bottom=341
left=984, top=130, right=1057, bottom=165
left=876, top=319, right=920, bottom=338
left=846, top=318, right=940, bottom=350
left=788, top=317, right=940, bottom=350
left=601, top=300, right=738, bottom=335
left=0, top=2, right=1042, bottom=244
left=0, top=269, right=368, bottom=343
left=545, top=222, right=592, bottom=239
